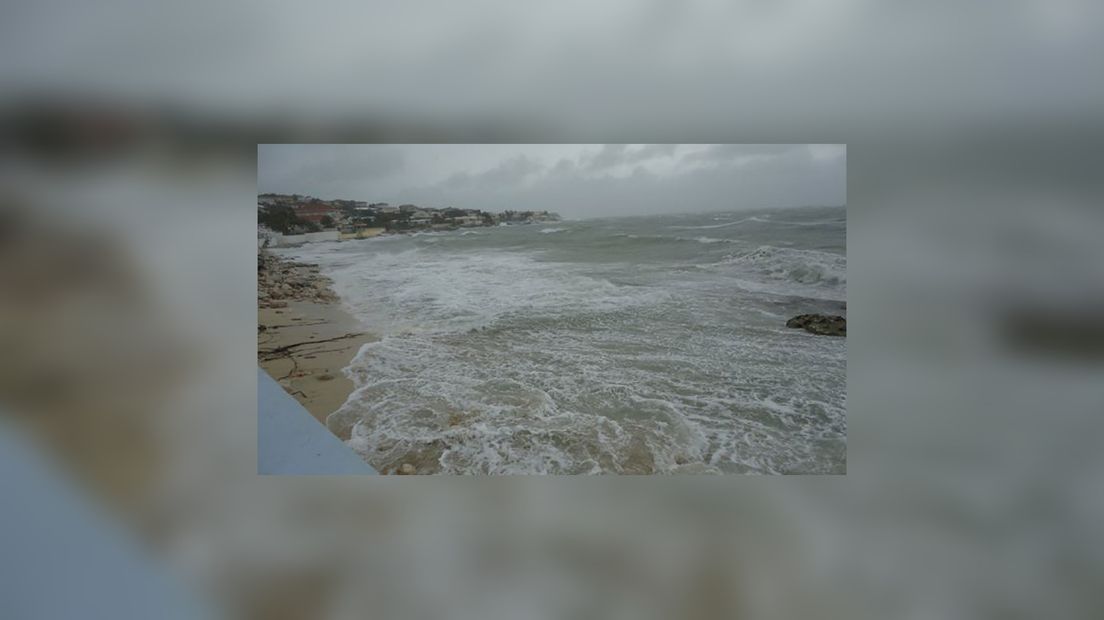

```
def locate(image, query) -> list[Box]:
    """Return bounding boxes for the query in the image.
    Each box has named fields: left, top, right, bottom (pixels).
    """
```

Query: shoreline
left=258, top=251, right=374, bottom=430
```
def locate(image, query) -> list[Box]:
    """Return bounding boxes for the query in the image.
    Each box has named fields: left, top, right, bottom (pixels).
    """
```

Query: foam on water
left=320, top=248, right=665, bottom=336
left=280, top=207, right=846, bottom=474
left=669, top=215, right=768, bottom=230
left=697, top=245, right=847, bottom=301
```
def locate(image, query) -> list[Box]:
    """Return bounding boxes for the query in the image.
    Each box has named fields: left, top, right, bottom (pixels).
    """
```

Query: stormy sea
left=280, top=205, right=846, bottom=474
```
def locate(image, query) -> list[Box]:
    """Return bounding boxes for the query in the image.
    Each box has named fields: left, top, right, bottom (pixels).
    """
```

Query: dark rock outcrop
left=786, top=314, right=846, bottom=337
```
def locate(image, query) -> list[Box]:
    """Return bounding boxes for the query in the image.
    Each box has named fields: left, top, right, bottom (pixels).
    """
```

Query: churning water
left=280, top=206, right=846, bottom=474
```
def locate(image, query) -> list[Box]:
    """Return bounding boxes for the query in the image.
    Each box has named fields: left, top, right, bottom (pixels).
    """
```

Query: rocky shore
left=258, top=251, right=374, bottom=426
left=258, top=251, right=339, bottom=307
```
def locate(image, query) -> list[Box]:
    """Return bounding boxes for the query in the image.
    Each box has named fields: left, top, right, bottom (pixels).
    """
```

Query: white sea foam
left=323, top=248, right=664, bottom=337
left=539, top=227, right=567, bottom=234
left=694, top=245, right=847, bottom=300
left=328, top=307, right=845, bottom=474
left=670, top=216, right=769, bottom=230
left=767, top=218, right=846, bottom=227
left=614, top=233, right=733, bottom=245
left=727, top=245, right=846, bottom=285
left=289, top=211, right=846, bottom=474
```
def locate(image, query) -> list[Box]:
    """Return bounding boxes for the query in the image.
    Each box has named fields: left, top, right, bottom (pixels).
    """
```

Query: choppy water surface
left=280, top=206, right=846, bottom=474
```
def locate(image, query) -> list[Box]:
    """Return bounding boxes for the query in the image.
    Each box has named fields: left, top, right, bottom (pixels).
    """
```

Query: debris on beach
left=258, top=251, right=339, bottom=307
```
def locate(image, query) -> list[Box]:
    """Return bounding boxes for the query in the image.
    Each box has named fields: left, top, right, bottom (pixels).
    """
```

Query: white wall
left=304, top=230, right=340, bottom=243
left=264, top=230, right=340, bottom=247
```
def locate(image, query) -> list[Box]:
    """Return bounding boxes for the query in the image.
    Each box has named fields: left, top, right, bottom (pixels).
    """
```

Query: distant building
left=399, top=204, right=419, bottom=214
left=294, top=202, right=341, bottom=225
left=455, top=215, right=483, bottom=227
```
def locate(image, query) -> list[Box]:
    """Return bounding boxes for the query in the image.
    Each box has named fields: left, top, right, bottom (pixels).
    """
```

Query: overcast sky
left=258, top=144, right=844, bottom=218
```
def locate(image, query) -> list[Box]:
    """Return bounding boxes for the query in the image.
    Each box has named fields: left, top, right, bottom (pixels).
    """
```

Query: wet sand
left=258, top=298, right=373, bottom=428
left=258, top=249, right=376, bottom=428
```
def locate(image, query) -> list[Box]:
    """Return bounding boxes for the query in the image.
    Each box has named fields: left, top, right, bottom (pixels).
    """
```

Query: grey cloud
left=439, top=154, right=544, bottom=191
left=586, top=145, right=628, bottom=171
left=684, top=144, right=806, bottom=163
left=259, top=145, right=405, bottom=197
left=299, top=148, right=404, bottom=183
left=584, top=143, right=680, bottom=172
left=632, top=144, right=678, bottom=159
left=550, top=157, right=578, bottom=176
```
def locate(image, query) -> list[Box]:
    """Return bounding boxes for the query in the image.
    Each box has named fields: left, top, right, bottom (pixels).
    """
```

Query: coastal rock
left=786, top=314, right=846, bottom=336
left=398, top=463, right=416, bottom=475
left=258, top=250, right=342, bottom=305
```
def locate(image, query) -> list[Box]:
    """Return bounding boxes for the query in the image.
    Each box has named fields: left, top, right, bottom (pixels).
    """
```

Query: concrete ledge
left=258, top=368, right=376, bottom=475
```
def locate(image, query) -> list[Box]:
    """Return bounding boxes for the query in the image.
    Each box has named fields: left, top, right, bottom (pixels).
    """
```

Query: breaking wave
left=725, top=245, right=846, bottom=286
left=670, top=216, right=770, bottom=230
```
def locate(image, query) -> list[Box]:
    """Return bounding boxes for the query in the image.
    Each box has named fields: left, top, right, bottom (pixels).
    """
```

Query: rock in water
left=786, top=314, right=846, bottom=337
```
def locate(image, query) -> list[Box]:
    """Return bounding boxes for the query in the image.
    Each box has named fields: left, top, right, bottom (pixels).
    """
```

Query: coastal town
left=258, top=193, right=560, bottom=247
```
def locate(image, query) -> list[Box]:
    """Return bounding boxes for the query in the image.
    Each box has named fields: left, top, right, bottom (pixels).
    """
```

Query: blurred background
left=2, top=1, right=1103, bottom=618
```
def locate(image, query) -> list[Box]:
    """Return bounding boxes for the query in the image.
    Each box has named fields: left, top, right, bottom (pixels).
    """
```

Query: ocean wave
left=666, top=215, right=772, bottom=229
left=612, top=232, right=734, bottom=245
left=540, top=227, right=567, bottom=234
left=768, top=218, right=846, bottom=227
left=690, top=245, right=845, bottom=300
left=724, top=245, right=845, bottom=285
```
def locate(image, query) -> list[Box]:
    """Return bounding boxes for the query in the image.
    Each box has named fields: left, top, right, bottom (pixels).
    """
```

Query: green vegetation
left=258, top=205, right=321, bottom=233
left=258, top=205, right=304, bottom=234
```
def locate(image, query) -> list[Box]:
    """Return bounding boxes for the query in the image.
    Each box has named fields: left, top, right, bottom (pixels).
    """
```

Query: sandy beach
left=258, top=252, right=374, bottom=430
